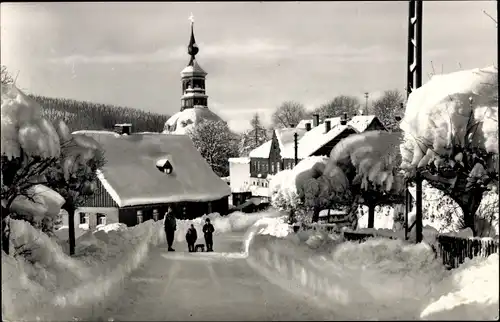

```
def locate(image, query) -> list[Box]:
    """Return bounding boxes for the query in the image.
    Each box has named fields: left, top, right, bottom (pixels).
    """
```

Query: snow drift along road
left=243, top=216, right=499, bottom=321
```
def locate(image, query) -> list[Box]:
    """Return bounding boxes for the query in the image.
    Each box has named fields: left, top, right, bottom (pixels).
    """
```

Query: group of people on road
left=163, top=206, right=215, bottom=252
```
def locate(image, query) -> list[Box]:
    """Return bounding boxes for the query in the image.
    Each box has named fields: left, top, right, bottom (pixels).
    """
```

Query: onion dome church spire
left=180, top=13, right=208, bottom=111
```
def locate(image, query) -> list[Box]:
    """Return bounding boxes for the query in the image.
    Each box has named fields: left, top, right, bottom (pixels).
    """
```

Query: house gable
left=81, top=177, right=119, bottom=208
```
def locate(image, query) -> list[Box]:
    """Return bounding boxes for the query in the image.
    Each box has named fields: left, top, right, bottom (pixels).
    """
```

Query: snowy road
left=97, top=233, right=338, bottom=321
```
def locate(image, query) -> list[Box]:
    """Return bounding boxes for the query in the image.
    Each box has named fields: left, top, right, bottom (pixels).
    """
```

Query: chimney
left=289, top=123, right=295, bottom=128
left=114, top=123, right=132, bottom=135
left=340, top=112, right=348, bottom=125
left=305, top=122, right=312, bottom=131
left=312, top=114, right=320, bottom=127
left=325, top=120, right=331, bottom=133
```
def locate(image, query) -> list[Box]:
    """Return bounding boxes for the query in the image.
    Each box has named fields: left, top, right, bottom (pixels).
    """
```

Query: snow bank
left=244, top=216, right=499, bottom=320
left=421, top=254, right=499, bottom=320
left=172, top=211, right=282, bottom=244
left=1, top=219, right=166, bottom=322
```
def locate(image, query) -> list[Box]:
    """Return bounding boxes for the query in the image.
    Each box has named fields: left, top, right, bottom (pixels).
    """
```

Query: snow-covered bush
left=400, top=66, right=498, bottom=235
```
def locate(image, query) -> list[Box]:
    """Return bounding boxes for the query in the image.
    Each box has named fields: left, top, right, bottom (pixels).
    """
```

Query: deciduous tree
left=271, top=101, right=309, bottom=128
left=188, top=119, right=239, bottom=177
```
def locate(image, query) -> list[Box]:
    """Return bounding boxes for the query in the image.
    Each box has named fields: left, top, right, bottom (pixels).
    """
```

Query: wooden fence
left=437, top=235, right=499, bottom=269
left=341, top=230, right=499, bottom=269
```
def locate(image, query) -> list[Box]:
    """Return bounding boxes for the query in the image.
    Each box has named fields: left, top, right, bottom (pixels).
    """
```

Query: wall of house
left=268, top=136, right=282, bottom=175
left=229, top=160, right=251, bottom=193
left=117, top=197, right=230, bottom=227
left=250, top=157, right=270, bottom=178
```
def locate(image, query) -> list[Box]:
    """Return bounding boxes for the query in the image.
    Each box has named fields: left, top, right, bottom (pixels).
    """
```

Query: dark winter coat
left=186, top=227, right=198, bottom=243
left=202, top=223, right=215, bottom=237
left=164, top=213, right=177, bottom=231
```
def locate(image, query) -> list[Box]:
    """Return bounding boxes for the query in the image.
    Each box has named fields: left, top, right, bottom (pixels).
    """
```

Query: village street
left=95, top=232, right=337, bottom=321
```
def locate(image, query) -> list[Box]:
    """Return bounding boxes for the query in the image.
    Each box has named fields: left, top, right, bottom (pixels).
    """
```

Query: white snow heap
left=162, top=107, right=223, bottom=134
left=9, top=184, right=65, bottom=221
left=1, top=84, right=61, bottom=160
left=400, top=66, right=498, bottom=171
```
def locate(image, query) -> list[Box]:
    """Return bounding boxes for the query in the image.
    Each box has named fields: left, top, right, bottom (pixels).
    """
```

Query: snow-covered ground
left=1, top=211, right=279, bottom=321
left=244, top=215, right=499, bottom=320
left=3, top=211, right=498, bottom=321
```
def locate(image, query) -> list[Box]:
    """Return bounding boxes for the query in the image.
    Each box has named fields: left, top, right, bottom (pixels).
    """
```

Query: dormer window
left=156, top=158, right=173, bottom=174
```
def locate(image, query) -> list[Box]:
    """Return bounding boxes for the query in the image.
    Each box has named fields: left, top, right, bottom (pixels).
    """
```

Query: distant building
left=163, top=18, right=223, bottom=135
left=229, top=113, right=386, bottom=203
left=74, top=124, right=231, bottom=229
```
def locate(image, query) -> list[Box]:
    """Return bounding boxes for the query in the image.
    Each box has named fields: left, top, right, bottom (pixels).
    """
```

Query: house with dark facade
left=74, top=125, right=231, bottom=228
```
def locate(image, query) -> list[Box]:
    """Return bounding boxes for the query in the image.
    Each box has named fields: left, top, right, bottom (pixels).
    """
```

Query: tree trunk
left=2, top=212, right=10, bottom=255
left=368, top=203, right=375, bottom=229
left=65, top=206, right=76, bottom=256
left=312, top=207, right=320, bottom=223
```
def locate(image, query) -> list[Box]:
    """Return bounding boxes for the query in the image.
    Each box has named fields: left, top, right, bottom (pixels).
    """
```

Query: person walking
left=185, top=224, right=198, bottom=252
left=202, top=218, right=215, bottom=252
left=164, top=207, right=177, bottom=251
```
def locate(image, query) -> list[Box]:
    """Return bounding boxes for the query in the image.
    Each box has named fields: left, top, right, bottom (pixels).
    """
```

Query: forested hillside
left=30, top=95, right=170, bottom=133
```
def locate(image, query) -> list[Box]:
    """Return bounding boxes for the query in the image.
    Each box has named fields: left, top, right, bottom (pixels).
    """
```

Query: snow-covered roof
left=229, top=157, right=250, bottom=164
left=296, top=119, right=313, bottom=129
left=275, top=128, right=306, bottom=155
left=181, top=60, right=207, bottom=76
left=248, top=128, right=306, bottom=159
left=282, top=115, right=380, bottom=159
left=77, top=131, right=230, bottom=207
left=163, top=107, right=223, bottom=135
left=347, top=115, right=380, bottom=132
left=73, top=130, right=120, bottom=137
left=249, top=140, right=272, bottom=158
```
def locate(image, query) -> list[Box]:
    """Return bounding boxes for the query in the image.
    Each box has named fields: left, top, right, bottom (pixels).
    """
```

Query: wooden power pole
left=405, top=0, right=424, bottom=243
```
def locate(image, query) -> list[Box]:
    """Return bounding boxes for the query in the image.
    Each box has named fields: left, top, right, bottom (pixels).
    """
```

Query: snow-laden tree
left=1, top=65, right=14, bottom=85
left=400, top=66, right=498, bottom=235
left=290, top=66, right=498, bottom=235
left=238, top=113, right=269, bottom=157
left=44, top=120, right=104, bottom=253
left=1, top=84, right=103, bottom=254
left=294, top=131, right=406, bottom=224
left=188, top=119, right=239, bottom=177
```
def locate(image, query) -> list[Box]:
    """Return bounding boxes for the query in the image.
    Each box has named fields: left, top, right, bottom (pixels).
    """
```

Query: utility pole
left=364, top=92, right=369, bottom=112
left=405, top=0, right=423, bottom=243
left=294, top=132, right=299, bottom=166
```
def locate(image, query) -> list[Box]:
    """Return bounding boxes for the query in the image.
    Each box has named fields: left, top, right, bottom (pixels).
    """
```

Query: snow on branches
left=400, top=66, right=498, bottom=180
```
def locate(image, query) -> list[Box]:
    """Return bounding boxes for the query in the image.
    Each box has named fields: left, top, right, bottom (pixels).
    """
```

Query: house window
left=98, top=215, right=106, bottom=226
left=276, top=162, right=280, bottom=172
left=257, top=162, right=261, bottom=172
left=271, top=162, right=275, bottom=174
left=79, top=213, right=87, bottom=224
left=264, top=162, right=268, bottom=173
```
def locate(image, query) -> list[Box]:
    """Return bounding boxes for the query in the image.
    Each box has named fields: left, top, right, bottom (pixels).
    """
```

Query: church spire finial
left=187, top=13, right=198, bottom=65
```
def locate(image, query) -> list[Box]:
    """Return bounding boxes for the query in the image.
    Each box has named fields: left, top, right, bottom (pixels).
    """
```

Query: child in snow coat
left=185, top=224, right=198, bottom=252
left=202, top=218, right=215, bottom=252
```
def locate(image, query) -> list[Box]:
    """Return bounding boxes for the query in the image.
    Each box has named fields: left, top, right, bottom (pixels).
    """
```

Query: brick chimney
left=325, top=120, right=331, bottom=133
left=114, top=123, right=132, bottom=135
left=305, top=122, right=312, bottom=131
left=312, top=114, right=320, bottom=127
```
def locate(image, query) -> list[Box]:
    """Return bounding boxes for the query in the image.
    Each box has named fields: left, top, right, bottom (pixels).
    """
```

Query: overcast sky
left=1, top=1, right=497, bottom=132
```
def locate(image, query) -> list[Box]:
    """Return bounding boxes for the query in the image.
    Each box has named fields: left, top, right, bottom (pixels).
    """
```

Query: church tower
left=180, top=15, right=208, bottom=111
